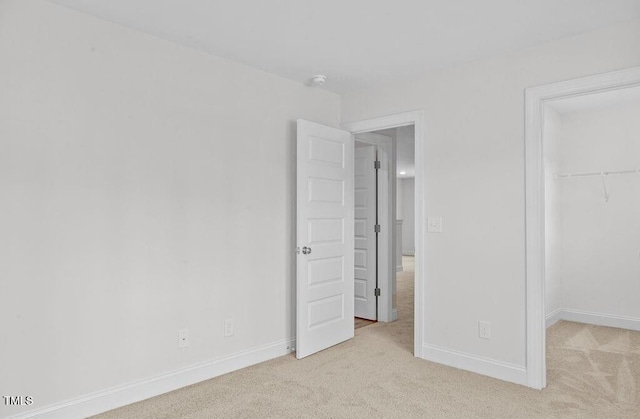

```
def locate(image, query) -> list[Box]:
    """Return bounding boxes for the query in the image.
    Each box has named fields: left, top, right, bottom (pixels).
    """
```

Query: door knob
left=302, top=246, right=312, bottom=255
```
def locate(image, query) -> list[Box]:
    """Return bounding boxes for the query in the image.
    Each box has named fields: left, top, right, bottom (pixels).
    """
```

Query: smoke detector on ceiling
left=310, top=74, right=327, bottom=87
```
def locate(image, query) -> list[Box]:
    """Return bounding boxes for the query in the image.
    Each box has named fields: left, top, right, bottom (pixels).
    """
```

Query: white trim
left=422, top=344, right=527, bottom=386
left=342, top=110, right=426, bottom=358
left=402, top=251, right=415, bottom=256
left=525, top=66, right=640, bottom=390
left=562, top=310, right=640, bottom=331
left=547, top=309, right=640, bottom=332
left=545, top=308, right=563, bottom=329
left=9, top=339, right=294, bottom=419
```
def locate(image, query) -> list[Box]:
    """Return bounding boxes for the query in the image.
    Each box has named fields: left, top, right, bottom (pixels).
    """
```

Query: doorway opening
left=525, top=66, right=640, bottom=389
left=543, top=87, right=640, bottom=392
left=344, top=111, right=424, bottom=358
left=352, top=125, right=415, bottom=341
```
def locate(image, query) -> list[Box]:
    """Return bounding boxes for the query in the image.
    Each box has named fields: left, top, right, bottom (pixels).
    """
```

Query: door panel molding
left=296, top=119, right=354, bottom=359
left=353, top=144, right=377, bottom=320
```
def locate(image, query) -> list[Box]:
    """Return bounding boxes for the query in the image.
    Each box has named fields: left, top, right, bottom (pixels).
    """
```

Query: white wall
left=0, top=0, right=340, bottom=416
left=544, top=108, right=563, bottom=318
left=396, top=178, right=403, bottom=219
left=400, top=178, right=415, bottom=255
left=342, top=19, right=640, bottom=373
left=396, top=125, right=416, bottom=178
left=557, top=103, right=640, bottom=320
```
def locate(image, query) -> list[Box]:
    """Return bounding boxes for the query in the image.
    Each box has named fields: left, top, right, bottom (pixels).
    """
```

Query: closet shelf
left=555, top=169, right=640, bottom=179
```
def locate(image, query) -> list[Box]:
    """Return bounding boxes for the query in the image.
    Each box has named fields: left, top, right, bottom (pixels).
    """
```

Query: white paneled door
left=354, top=145, right=377, bottom=320
left=296, top=119, right=354, bottom=359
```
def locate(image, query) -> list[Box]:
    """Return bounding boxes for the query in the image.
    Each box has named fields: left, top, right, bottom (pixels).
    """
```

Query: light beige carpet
left=94, top=257, right=640, bottom=418
left=354, top=317, right=376, bottom=330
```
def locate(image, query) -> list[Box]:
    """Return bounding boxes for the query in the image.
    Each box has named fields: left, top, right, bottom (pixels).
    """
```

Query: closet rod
left=556, top=169, right=640, bottom=179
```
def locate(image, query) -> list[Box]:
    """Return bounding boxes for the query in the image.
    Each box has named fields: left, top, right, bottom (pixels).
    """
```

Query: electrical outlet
left=178, top=329, right=190, bottom=348
left=478, top=321, right=491, bottom=340
left=224, top=318, right=234, bottom=337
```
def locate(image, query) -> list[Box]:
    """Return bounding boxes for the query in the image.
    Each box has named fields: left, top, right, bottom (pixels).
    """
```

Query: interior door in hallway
left=296, top=119, right=354, bottom=359
left=354, top=144, right=377, bottom=320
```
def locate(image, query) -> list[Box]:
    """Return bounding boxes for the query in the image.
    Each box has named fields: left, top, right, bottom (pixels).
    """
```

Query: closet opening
left=542, top=86, right=640, bottom=391
left=524, top=67, right=640, bottom=390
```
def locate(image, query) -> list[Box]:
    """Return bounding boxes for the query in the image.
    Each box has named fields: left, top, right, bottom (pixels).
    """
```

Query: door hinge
left=374, top=224, right=381, bottom=233
left=374, top=160, right=381, bottom=170
left=374, top=288, right=381, bottom=297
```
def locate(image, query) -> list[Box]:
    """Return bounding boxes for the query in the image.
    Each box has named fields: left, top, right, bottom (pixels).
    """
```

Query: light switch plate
left=224, top=318, right=234, bottom=337
left=427, top=217, right=443, bottom=233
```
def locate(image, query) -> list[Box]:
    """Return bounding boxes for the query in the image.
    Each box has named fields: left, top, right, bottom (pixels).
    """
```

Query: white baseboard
left=391, top=308, right=399, bottom=321
left=9, top=338, right=295, bottom=419
left=545, top=308, right=563, bottom=329
left=422, top=344, right=526, bottom=386
left=555, top=309, right=640, bottom=332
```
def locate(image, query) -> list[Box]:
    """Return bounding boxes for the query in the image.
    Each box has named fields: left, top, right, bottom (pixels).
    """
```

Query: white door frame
left=343, top=110, right=425, bottom=358
left=524, top=66, right=640, bottom=389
